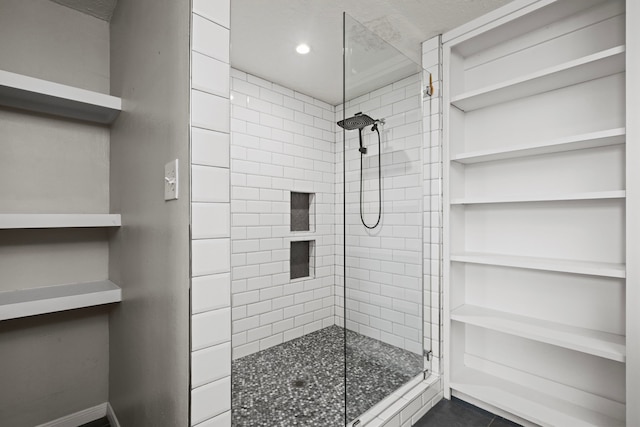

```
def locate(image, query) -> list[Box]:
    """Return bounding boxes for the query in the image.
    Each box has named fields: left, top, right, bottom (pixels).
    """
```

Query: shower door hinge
left=424, top=350, right=433, bottom=361
left=424, top=74, right=435, bottom=97
left=352, top=419, right=361, bottom=427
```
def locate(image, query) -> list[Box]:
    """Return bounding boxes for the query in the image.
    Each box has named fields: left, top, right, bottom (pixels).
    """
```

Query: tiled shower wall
left=189, top=1, right=233, bottom=426
left=229, top=69, right=337, bottom=359
left=335, top=73, right=425, bottom=356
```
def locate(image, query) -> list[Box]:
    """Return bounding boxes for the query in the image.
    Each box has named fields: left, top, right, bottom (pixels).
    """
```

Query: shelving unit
left=443, top=0, right=629, bottom=425
left=450, top=190, right=625, bottom=205
left=0, top=280, right=122, bottom=321
left=0, top=69, right=121, bottom=124
left=0, top=57, right=123, bottom=320
left=450, top=46, right=625, bottom=112
left=0, top=214, right=122, bottom=229
left=450, top=128, right=626, bottom=164
left=450, top=252, right=626, bottom=278
left=0, top=71, right=123, bottom=310
left=0, top=3, right=132, bottom=424
left=451, top=305, right=625, bottom=361
left=451, top=368, right=625, bottom=427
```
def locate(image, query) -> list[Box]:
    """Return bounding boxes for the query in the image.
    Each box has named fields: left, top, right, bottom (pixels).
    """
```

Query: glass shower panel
left=341, top=13, right=431, bottom=424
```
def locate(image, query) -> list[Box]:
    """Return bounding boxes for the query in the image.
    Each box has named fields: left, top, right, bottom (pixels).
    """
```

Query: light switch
left=165, top=159, right=179, bottom=201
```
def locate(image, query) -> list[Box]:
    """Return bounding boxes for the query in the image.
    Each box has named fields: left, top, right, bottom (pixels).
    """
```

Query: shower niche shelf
left=0, top=69, right=122, bottom=124
left=450, top=190, right=626, bottom=205
left=451, top=304, right=625, bottom=361
left=0, top=280, right=122, bottom=321
left=290, top=192, right=314, bottom=232
left=450, top=128, right=626, bottom=164
left=450, top=45, right=625, bottom=111
left=0, top=214, right=122, bottom=229
left=290, top=240, right=314, bottom=280
left=450, top=252, right=626, bottom=278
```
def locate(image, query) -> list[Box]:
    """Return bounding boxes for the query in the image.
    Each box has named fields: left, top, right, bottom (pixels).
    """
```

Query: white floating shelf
left=451, top=305, right=625, bottom=362
left=451, top=128, right=626, bottom=164
left=451, top=46, right=625, bottom=111
left=0, top=69, right=121, bottom=124
left=450, top=190, right=625, bottom=205
left=452, top=368, right=625, bottom=427
left=450, top=252, right=625, bottom=278
left=0, top=280, right=122, bottom=321
left=0, top=214, right=121, bottom=229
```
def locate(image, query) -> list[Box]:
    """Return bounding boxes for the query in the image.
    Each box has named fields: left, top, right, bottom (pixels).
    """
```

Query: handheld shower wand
left=337, top=112, right=384, bottom=229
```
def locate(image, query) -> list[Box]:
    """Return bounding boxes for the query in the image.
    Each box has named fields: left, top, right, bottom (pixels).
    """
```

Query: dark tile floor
left=78, top=381, right=517, bottom=427
left=415, top=397, right=521, bottom=427
left=232, top=325, right=423, bottom=426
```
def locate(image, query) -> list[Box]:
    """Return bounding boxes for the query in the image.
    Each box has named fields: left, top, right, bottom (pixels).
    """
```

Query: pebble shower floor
left=232, top=325, right=423, bottom=426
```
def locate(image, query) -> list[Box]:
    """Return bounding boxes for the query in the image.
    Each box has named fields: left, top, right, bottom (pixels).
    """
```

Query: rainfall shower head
left=337, top=112, right=376, bottom=130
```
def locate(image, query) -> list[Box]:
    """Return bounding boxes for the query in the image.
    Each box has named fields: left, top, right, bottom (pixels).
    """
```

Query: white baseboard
left=106, top=402, right=121, bottom=427
left=36, top=402, right=120, bottom=427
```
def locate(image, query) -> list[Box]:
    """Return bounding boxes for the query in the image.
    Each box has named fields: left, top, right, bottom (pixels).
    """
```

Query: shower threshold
left=232, top=325, right=423, bottom=426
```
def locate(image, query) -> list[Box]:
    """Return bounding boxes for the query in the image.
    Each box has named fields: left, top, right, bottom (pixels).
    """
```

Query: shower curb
left=348, top=374, right=442, bottom=427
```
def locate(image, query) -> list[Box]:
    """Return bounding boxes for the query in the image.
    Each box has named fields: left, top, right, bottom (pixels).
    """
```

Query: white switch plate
left=164, top=159, right=179, bottom=201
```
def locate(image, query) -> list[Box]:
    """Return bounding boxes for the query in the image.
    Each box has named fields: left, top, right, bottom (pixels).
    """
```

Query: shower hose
left=359, top=124, right=382, bottom=229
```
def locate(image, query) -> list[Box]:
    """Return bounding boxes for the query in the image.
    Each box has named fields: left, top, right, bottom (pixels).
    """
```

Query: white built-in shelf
left=451, top=46, right=625, bottom=111
left=451, top=368, right=625, bottom=427
left=451, top=305, right=625, bottom=362
left=451, top=128, right=626, bottom=164
left=450, top=252, right=625, bottom=278
left=0, top=214, right=121, bottom=229
left=0, top=280, right=122, bottom=321
left=0, top=69, right=121, bottom=124
left=450, top=190, right=625, bottom=205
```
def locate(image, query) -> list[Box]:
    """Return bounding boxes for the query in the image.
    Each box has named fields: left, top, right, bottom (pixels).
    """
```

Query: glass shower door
left=338, top=14, right=431, bottom=423
left=341, top=13, right=431, bottom=424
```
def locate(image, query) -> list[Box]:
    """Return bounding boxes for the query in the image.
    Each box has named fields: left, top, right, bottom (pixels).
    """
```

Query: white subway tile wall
left=192, top=14, right=229, bottom=63
left=193, top=411, right=232, bottom=427
left=190, top=2, right=232, bottom=426
left=230, top=69, right=336, bottom=359
left=191, top=342, right=232, bottom=388
left=191, top=376, right=231, bottom=425
left=335, top=73, right=425, bottom=356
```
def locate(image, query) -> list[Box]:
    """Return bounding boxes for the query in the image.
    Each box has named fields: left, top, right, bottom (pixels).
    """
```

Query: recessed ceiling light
left=296, top=44, right=310, bottom=54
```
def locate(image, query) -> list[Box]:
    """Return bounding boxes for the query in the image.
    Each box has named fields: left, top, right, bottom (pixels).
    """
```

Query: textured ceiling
left=49, top=0, right=117, bottom=21
left=231, top=0, right=511, bottom=105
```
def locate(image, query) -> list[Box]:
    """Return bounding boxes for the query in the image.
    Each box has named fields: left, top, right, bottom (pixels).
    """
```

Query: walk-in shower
left=230, top=12, right=432, bottom=426
left=337, top=112, right=384, bottom=229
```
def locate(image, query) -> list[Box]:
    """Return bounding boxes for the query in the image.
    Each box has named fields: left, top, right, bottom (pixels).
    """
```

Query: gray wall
left=0, top=0, right=110, bottom=93
left=0, top=1, right=111, bottom=425
left=108, top=0, right=191, bottom=425
left=0, top=309, right=109, bottom=426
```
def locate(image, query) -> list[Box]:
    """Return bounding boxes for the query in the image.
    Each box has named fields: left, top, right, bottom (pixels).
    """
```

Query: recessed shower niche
left=290, top=192, right=314, bottom=232
left=290, top=240, right=314, bottom=280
